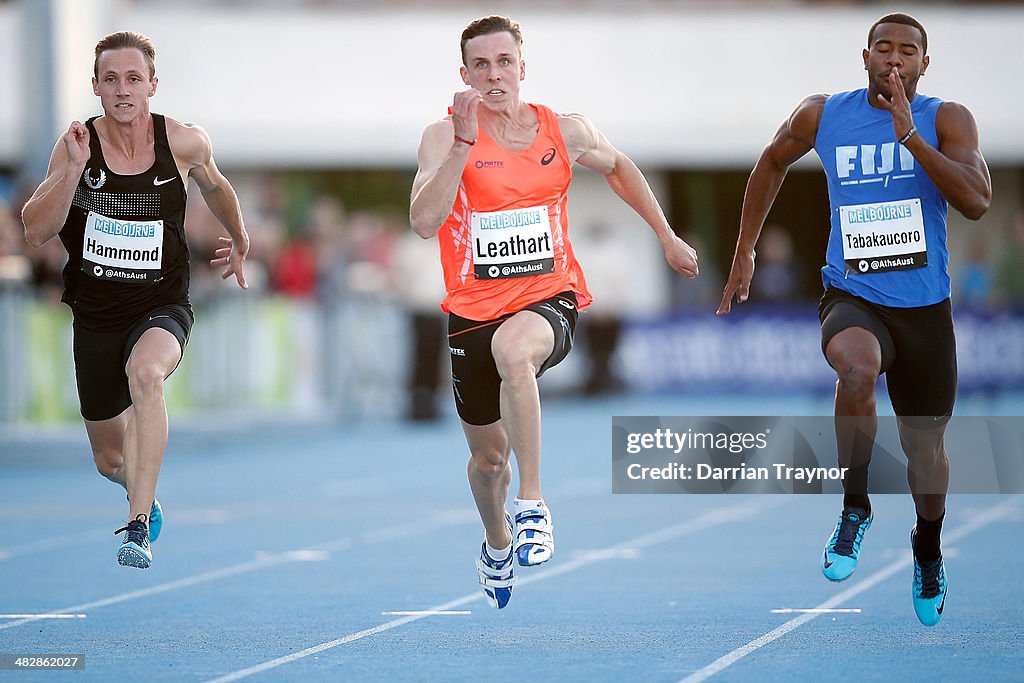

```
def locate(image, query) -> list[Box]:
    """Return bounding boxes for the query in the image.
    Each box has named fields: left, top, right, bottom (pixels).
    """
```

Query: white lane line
left=202, top=498, right=789, bottom=683
left=770, top=608, right=862, bottom=614
left=0, top=614, right=87, bottom=619
left=380, top=611, right=471, bottom=616
left=0, top=505, right=481, bottom=633
left=0, top=477, right=608, bottom=563
left=677, top=498, right=1023, bottom=683
left=0, top=509, right=232, bottom=563
left=0, top=529, right=110, bottom=561
left=254, top=550, right=332, bottom=562
left=0, top=474, right=625, bottom=627
left=0, top=554, right=296, bottom=632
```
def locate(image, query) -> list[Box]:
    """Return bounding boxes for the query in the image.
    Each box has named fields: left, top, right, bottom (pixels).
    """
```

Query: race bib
left=839, top=198, right=926, bottom=275
left=471, top=205, right=555, bottom=279
left=81, top=211, right=164, bottom=283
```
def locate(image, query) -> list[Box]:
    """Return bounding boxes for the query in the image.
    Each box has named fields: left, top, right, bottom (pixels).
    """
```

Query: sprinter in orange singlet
left=410, top=15, right=698, bottom=609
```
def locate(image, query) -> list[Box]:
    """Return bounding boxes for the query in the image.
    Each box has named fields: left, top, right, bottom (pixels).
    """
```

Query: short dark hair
left=868, top=13, right=927, bottom=55
left=460, top=16, right=523, bottom=64
left=94, top=31, right=156, bottom=80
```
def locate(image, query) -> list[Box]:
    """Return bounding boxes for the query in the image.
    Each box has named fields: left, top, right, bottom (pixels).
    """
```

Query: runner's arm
left=717, top=94, right=823, bottom=314
left=22, top=125, right=90, bottom=248
left=562, top=112, right=697, bottom=278
left=879, top=70, right=990, bottom=220
left=171, top=122, right=249, bottom=287
left=905, top=101, right=991, bottom=220
left=410, top=119, right=473, bottom=239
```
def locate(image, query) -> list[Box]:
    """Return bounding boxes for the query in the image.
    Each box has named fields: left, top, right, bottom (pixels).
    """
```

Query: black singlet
left=58, top=113, right=190, bottom=331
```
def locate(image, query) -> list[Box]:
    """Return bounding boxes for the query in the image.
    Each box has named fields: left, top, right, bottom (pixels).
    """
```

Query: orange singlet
left=437, top=103, right=593, bottom=321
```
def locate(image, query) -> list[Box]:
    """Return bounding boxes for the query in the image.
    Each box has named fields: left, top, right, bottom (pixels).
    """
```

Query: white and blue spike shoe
left=514, top=502, right=554, bottom=567
left=476, top=513, right=516, bottom=609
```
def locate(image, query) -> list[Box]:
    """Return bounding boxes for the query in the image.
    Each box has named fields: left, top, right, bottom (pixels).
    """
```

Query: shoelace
left=917, top=559, right=943, bottom=598
left=114, top=513, right=149, bottom=545
left=832, top=513, right=864, bottom=556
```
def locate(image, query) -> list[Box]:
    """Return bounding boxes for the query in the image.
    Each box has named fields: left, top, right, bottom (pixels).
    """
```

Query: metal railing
left=0, top=287, right=414, bottom=425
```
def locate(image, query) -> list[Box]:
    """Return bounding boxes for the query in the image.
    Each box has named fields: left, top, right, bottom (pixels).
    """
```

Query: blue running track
left=1, top=392, right=1022, bottom=682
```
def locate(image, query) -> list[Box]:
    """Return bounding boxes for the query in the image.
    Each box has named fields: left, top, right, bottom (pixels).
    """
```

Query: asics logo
left=153, top=177, right=176, bottom=186
left=540, top=148, right=556, bottom=165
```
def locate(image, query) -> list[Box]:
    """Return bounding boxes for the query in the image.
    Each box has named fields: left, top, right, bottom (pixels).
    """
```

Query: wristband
left=454, top=135, right=476, bottom=147
left=899, top=126, right=917, bottom=145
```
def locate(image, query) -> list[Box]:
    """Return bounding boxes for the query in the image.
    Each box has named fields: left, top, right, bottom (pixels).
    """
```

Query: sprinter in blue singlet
left=717, top=12, right=991, bottom=626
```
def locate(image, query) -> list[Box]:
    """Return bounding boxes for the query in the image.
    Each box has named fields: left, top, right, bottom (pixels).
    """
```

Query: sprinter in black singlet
left=22, top=31, right=249, bottom=569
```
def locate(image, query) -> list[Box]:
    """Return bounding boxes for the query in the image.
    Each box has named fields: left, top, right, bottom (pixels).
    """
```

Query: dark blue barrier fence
left=620, top=305, right=1024, bottom=393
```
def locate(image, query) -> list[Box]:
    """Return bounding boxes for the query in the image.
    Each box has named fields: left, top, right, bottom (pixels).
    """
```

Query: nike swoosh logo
left=823, top=556, right=834, bottom=569
left=153, top=177, right=176, bottom=186
left=936, top=591, right=945, bottom=614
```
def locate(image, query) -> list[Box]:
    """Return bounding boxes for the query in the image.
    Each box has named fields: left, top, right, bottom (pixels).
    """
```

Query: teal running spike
left=822, top=507, right=872, bottom=582
left=148, top=498, right=163, bottom=543
left=911, top=527, right=947, bottom=626
left=115, top=513, right=152, bottom=569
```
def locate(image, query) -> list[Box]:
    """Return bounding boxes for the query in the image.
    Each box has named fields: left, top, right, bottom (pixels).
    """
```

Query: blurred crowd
left=0, top=177, right=413, bottom=307
left=3, top=176, right=1024, bottom=419
left=751, top=216, right=1024, bottom=313
left=5, top=179, right=1024, bottom=312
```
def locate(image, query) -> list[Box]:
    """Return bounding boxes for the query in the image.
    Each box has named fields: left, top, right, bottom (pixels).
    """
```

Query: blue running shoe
left=911, top=528, right=947, bottom=627
left=476, top=513, right=515, bottom=609
left=149, top=499, right=162, bottom=543
left=115, top=514, right=152, bottom=569
left=126, top=495, right=162, bottom=543
left=822, top=507, right=872, bottom=582
left=514, top=502, right=554, bottom=567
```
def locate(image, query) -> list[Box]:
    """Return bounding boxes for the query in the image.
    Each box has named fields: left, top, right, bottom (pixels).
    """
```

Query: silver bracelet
left=899, top=126, right=917, bottom=145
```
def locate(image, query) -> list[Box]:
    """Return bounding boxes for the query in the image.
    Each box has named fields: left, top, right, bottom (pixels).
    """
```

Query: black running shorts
left=448, top=292, right=579, bottom=426
left=819, top=286, right=956, bottom=425
left=72, top=303, right=193, bottom=421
